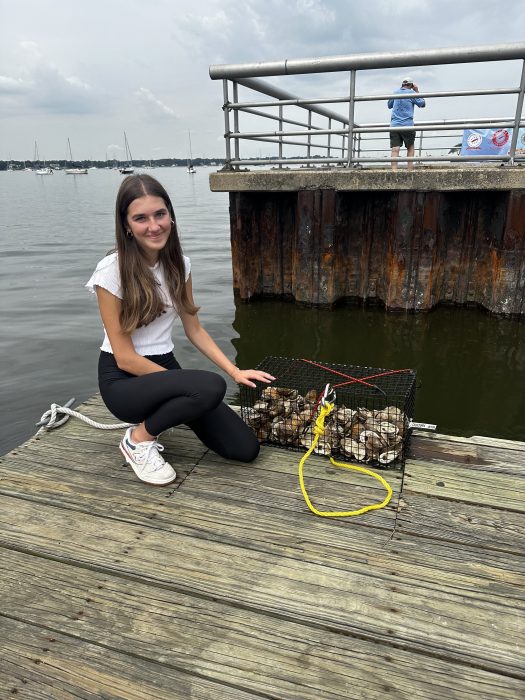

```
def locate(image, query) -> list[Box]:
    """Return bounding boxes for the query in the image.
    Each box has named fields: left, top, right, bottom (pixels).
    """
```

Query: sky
left=1, top=0, right=524, bottom=162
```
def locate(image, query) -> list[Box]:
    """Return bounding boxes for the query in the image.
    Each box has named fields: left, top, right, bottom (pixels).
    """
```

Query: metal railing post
left=327, top=118, right=332, bottom=160
left=508, top=59, right=525, bottom=164
left=222, top=80, right=232, bottom=168
left=346, top=70, right=356, bottom=167
left=279, top=104, right=283, bottom=168
left=232, top=82, right=240, bottom=165
left=418, top=130, right=424, bottom=157
left=307, top=110, right=312, bottom=166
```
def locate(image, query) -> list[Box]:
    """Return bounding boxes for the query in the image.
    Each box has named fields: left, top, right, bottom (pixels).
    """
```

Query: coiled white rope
left=35, top=399, right=131, bottom=437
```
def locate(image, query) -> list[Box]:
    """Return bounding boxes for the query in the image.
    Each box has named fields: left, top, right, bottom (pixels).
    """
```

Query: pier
left=209, top=43, right=525, bottom=315
left=1, top=394, right=524, bottom=698
left=211, top=167, right=525, bottom=314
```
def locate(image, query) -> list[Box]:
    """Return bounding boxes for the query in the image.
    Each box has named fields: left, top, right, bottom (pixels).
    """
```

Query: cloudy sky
left=1, top=0, right=524, bottom=162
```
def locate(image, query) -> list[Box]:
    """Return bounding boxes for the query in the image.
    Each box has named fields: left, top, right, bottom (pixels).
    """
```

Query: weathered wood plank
left=404, top=460, right=525, bottom=511
left=412, top=432, right=525, bottom=454
left=396, top=492, right=525, bottom=556
left=0, top=617, right=259, bottom=700
left=1, top=549, right=524, bottom=700
left=0, top=496, right=523, bottom=678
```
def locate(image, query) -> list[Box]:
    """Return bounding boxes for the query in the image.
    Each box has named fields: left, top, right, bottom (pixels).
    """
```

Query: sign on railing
left=461, top=127, right=525, bottom=157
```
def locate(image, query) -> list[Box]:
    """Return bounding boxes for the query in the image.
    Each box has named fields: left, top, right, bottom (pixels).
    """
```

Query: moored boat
left=119, top=132, right=134, bottom=174
left=65, top=138, right=88, bottom=174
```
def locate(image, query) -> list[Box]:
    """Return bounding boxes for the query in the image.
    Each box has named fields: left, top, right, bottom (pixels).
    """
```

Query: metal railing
left=209, top=43, right=525, bottom=169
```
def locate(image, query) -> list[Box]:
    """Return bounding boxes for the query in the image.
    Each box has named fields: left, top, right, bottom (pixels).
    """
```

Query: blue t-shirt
left=388, top=87, right=425, bottom=127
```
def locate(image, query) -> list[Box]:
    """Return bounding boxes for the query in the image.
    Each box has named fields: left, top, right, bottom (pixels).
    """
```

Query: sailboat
left=65, top=138, right=88, bottom=174
left=187, top=130, right=196, bottom=174
left=34, top=141, right=53, bottom=175
left=119, top=132, right=134, bottom=174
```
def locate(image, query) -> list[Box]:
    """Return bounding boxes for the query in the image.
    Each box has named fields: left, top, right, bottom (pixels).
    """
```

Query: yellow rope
left=298, top=401, right=393, bottom=517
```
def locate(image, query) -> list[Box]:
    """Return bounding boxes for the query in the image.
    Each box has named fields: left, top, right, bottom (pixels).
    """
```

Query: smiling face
left=126, top=194, right=172, bottom=264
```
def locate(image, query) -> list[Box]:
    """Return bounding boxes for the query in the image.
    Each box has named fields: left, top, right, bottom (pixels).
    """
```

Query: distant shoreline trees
left=0, top=158, right=226, bottom=171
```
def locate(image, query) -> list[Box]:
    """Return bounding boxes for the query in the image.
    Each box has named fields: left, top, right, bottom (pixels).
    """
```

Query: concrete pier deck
left=0, top=395, right=524, bottom=699
left=210, top=164, right=525, bottom=193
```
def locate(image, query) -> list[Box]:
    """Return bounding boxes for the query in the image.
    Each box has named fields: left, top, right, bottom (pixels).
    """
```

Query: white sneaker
left=119, top=427, right=177, bottom=485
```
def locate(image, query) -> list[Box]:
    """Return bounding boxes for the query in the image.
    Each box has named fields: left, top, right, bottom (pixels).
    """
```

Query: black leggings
left=98, top=351, right=259, bottom=462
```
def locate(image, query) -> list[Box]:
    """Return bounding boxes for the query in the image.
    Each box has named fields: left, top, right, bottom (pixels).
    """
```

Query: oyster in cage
left=348, top=421, right=365, bottom=440
left=377, top=421, right=399, bottom=438
left=325, top=423, right=341, bottom=450
left=363, top=417, right=384, bottom=433
left=375, top=406, right=404, bottom=422
left=261, top=386, right=299, bottom=400
left=304, top=389, right=319, bottom=405
left=243, top=407, right=265, bottom=427
left=378, top=449, right=401, bottom=465
left=360, top=430, right=388, bottom=460
left=243, top=407, right=271, bottom=441
left=280, top=399, right=300, bottom=417
left=254, top=425, right=270, bottom=441
left=300, top=432, right=332, bottom=456
left=356, top=407, right=373, bottom=422
left=394, top=420, right=406, bottom=437
left=271, top=419, right=297, bottom=445
left=340, top=438, right=367, bottom=461
left=335, top=406, right=356, bottom=428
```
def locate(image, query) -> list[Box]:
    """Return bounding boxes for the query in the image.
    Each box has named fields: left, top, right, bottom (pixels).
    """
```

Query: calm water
left=1, top=167, right=524, bottom=455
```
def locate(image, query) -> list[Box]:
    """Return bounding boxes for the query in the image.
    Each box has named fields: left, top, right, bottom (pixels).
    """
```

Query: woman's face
left=126, top=195, right=171, bottom=264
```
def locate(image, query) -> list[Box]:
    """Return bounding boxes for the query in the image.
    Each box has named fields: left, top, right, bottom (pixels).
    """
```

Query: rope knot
left=35, top=401, right=131, bottom=437
left=311, top=401, right=334, bottom=436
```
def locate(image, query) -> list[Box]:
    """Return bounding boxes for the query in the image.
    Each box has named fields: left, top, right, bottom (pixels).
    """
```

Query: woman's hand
left=231, top=369, right=276, bottom=388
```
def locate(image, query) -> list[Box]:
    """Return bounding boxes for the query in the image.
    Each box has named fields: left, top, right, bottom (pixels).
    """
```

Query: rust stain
left=490, top=248, right=503, bottom=287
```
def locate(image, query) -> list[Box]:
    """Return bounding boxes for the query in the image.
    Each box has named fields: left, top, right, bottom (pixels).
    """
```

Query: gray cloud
left=134, top=88, right=177, bottom=119
left=0, top=41, right=105, bottom=116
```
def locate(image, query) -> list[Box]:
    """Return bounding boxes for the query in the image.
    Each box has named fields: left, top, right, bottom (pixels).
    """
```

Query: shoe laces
left=138, top=440, right=166, bottom=471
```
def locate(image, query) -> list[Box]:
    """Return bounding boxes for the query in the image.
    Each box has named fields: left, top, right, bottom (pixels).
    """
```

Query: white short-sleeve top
left=86, top=252, right=191, bottom=356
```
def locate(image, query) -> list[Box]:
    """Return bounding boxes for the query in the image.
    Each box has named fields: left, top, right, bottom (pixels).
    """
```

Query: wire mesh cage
left=240, top=356, right=416, bottom=469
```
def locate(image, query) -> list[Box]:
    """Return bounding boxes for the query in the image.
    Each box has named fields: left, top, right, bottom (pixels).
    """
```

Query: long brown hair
left=115, top=174, right=199, bottom=333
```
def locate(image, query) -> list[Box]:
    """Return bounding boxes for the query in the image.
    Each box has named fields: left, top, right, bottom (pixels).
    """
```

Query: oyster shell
left=377, top=421, right=399, bottom=437
left=304, top=389, right=319, bottom=405
left=271, top=420, right=297, bottom=445
left=244, top=408, right=265, bottom=428
left=359, top=430, right=388, bottom=448
left=300, top=432, right=332, bottom=456
left=261, top=386, right=298, bottom=400
left=335, top=406, right=356, bottom=426
left=340, top=438, right=367, bottom=461
left=380, top=406, right=404, bottom=421
left=378, top=449, right=400, bottom=465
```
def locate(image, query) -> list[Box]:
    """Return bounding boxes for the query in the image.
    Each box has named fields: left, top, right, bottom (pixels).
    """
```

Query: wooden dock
left=0, top=395, right=524, bottom=699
